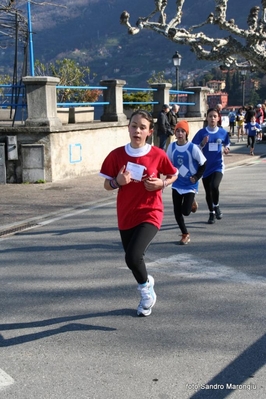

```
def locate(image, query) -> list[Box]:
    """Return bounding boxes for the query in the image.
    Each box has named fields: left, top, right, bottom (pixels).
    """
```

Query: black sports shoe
left=214, top=206, right=223, bottom=220
left=208, top=212, right=215, bottom=224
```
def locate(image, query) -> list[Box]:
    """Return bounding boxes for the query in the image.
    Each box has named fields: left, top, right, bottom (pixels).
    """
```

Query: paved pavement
left=1, top=139, right=266, bottom=236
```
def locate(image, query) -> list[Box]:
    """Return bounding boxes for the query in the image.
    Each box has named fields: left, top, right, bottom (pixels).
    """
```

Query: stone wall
left=0, top=118, right=204, bottom=183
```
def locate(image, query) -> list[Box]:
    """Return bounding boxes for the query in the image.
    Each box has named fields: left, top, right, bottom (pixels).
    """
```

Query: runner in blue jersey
left=245, top=114, right=261, bottom=156
left=167, top=120, right=206, bottom=245
left=192, top=108, right=230, bottom=224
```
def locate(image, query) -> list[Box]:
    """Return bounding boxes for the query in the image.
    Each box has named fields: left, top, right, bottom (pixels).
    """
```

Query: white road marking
left=142, top=254, right=266, bottom=285
left=0, top=200, right=116, bottom=241
left=38, top=201, right=116, bottom=226
left=0, top=369, right=14, bottom=390
left=0, top=197, right=116, bottom=235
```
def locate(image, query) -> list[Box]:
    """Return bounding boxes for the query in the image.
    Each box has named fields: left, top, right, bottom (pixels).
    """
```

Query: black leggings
left=119, top=223, right=158, bottom=284
left=202, top=172, right=223, bottom=212
left=247, top=135, right=255, bottom=149
left=172, top=189, right=195, bottom=235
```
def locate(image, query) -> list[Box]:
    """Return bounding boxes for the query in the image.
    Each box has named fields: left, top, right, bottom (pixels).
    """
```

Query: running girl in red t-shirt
left=100, top=110, right=178, bottom=316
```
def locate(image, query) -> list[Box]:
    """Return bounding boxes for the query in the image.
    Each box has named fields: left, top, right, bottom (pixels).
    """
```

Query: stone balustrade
left=0, top=77, right=209, bottom=183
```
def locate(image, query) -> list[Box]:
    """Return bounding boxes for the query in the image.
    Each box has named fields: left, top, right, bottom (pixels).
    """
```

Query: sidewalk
left=1, top=140, right=266, bottom=236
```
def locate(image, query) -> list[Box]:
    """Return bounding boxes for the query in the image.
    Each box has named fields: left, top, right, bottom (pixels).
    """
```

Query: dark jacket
left=168, top=110, right=179, bottom=133
left=157, top=111, right=172, bottom=137
left=245, top=108, right=255, bottom=123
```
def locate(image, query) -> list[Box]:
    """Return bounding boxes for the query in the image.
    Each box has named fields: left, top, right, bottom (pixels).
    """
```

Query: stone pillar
left=100, top=79, right=127, bottom=122
left=22, top=76, right=62, bottom=129
left=185, top=86, right=210, bottom=118
left=149, top=83, right=172, bottom=118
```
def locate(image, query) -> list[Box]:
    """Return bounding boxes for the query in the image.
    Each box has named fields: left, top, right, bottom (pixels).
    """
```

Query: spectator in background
left=255, top=104, right=264, bottom=141
left=216, top=103, right=223, bottom=127
left=236, top=107, right=245, bottom=142
left=262, top=103, right=266, bottom=121
left=244, top=105, right=255, bottom=136
left=228, top=108, right=236, bottom=136
left=167, top=104, right=180, bottom=135
left=244, top=105, right=255, bottom=123
left=157, top=104, right=172, bottom=150
left=263, top=101, right=266, bottom=118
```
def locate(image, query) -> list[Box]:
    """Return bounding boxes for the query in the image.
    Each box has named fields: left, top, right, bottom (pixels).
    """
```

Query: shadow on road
left=0, top=308, right=135, bottom=347
left=189, top=333, right=266, bottom=398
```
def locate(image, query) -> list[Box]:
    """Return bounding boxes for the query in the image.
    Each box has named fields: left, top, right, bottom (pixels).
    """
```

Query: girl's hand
left=202, top=136, right=209, bottom=145
left=200, top=135, right=209, bottom=149
left=116, top=165, right=131, bottom=186
left=143, top=177, right=163, bottom=191
left=224, top=147, right=230, bottom=155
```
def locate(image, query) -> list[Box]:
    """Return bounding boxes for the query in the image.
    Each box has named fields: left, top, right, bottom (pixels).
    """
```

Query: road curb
left=0, top=197, right=115, bottom=238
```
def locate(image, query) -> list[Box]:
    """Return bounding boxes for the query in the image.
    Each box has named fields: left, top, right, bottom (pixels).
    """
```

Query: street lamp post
left=241, top=70, right=247, bottom=106
left=172, top=51, right=182, bottom=102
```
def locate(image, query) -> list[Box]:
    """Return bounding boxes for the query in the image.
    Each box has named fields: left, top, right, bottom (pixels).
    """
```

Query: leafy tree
left=123, top=91, right=152, bottom=111
left=225, top=72, right=232, bottom=94
left=35, top=59, right=101, bottom=103
left=0, top=74, right=11, bottom=94
left=0, top=74, right=12, bottom=106
left=123, top=71, right=172, bottom=111
left=147, top=71, right=172, bottom=85
left=249, top=90, right=260, bottom=107
left=202, top=72, right=214, bottom=85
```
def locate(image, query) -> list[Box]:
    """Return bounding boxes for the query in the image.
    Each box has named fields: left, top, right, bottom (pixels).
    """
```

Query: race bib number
left=209, top=142, right=218, bottom=151
left=178, top=164, right=189, bottom=177
left=126, top=161, right=146, bottom=181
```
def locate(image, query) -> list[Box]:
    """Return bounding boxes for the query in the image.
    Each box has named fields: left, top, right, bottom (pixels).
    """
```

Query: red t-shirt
left=100, top=144, right=177, bottom=230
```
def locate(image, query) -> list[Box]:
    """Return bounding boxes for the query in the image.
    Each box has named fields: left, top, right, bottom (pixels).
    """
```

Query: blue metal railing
left=123, top=87, right=195, bottom=107
left=0, top=84, right=196, bottom=122
left=122, top=87, right=158, bottom=107
left=55, top=85, right=196, bottom=109
left=56, top=85, right=108, bottom=107
left=169, top=89, right=195, bottom=106
left=123, top=102, right=158, bottom=105
left=0, top=84, right=27, bottom=108
left=123, top=87, right=157, bottom=92
left=57, top=102, right=109, bottom=107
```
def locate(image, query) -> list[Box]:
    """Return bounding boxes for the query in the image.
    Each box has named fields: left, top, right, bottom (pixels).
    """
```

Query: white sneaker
left=137, top=275, right=156, bottom=317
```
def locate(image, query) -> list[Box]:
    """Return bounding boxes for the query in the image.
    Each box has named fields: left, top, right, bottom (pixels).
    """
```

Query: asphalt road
left=0, top=156, right=266, bottom=399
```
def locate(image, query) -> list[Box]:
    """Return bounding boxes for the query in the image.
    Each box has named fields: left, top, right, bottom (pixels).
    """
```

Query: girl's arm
left=143, top=174, right=178, bottom=192
left=190, top=162, right=207, bottom=183
left=104, top=165, right=132, bottom=190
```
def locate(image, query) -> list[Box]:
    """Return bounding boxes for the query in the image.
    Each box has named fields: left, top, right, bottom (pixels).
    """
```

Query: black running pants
left=119, top=223, right=158, bottom=284
left=172, top=189, right=195, bottom=235
left=202, top=172, right=223, bottom=212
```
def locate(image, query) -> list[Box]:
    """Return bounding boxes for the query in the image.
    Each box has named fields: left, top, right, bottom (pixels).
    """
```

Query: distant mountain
left=0, top=0, right=255, bottom=86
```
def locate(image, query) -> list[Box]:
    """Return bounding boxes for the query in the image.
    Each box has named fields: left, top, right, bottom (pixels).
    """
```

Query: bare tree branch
left=120, top=0, right=266, bottom=72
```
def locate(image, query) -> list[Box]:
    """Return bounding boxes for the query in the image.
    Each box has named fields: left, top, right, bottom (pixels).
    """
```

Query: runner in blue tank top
left=192, top=108, right=230, bottom=224
left=167, top=120, right=206, bottom=245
